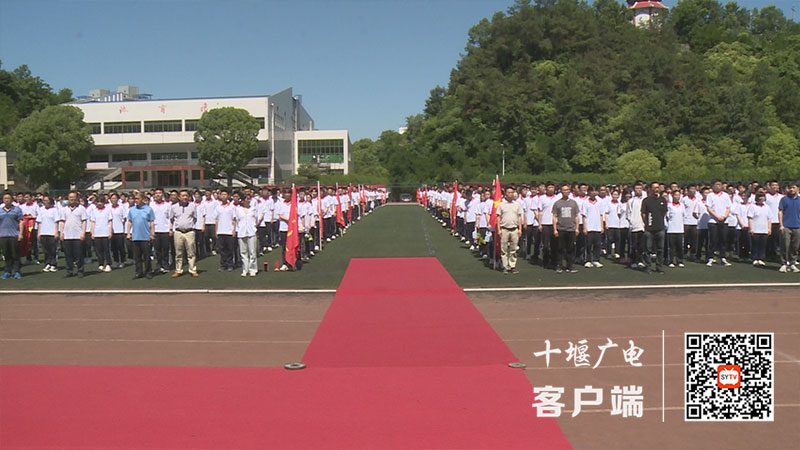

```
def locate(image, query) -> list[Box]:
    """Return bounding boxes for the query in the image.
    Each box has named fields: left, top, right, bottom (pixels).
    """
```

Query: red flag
left=450, top=181, right=458, bottom=230
left=335, top=183, right=345, bottom=227
left=347, top=184, right=353, bottom=223
left=489, top=175, right=502, bottom=258
left=284, top=184, right=300, bottom=268
left=360, top=185, right=366, bottom=205
left=317, top=181, right=323, bottom=251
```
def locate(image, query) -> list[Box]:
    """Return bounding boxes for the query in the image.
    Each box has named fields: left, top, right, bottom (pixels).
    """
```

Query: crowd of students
left=423, top=179, right=800, bottom=274
left=0, top=185, right=387, bottom=280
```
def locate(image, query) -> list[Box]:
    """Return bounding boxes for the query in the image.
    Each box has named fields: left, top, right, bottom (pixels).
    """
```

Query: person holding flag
left=496, top=185, right=523, bottom=274
left=450, top=181, right=458, bottom=234
left=280, top=185, right=300, bottom=272
left=488, top=175, right=503, bottom=269
left=347, top=185, right=353, bottom=225
left=335, top=183, right=346, bottom=235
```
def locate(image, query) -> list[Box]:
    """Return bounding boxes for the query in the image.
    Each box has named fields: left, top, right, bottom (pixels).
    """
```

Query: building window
left=191, top=152, right=198, bottom=160
left=144, top=120, right=182, bottom=132
left=111, top=153, right=147, bottom=162
left=124, top=171, right=141, bottom=182
left=88, top=122, right=101, bottom=134
left=151, top=152, right=187, bottom=161
left=192, top=170, right=201, bottom=180
left=254, top=117, right=265, bottom=129
left=104, top=121, right=141, bottom=134
left=185, top=119, right=199, bottom=131
left=298, top=139, right=344, bottom=164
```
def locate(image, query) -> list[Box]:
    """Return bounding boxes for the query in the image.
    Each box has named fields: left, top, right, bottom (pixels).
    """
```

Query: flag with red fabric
left=335, top=183, right=345, bottom=227
left=489, top=175, right=502, bottom=260
left=347, top=185, right=353, bottom=223
left=450, top=181, right=458, bottom=230
left=284, top=184, right=300, bottom=268
left=18, top=216, right=35, bottom=256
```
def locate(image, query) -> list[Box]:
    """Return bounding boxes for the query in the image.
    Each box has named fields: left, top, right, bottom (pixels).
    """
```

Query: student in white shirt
left=275, top=188, right=292, bottom=271
left=465, top=189, right=480, bottom=250
left=626, top=182, right=646, bottom=268
left=202, top=189, right=219, bottom=256
left=681, top=185, right=701, bottom=257
left=59, top=191, right=87, bottom=277
left=764, top=180, right=783, bottom=258
left=581, top=187, right=606, bottom=268
left=733, top=192, right=751, bottom=261
left=523, top=187, right=540, bottom=260
left=108, top=192, right=127, bottom=269
left=537, top=183, right=558, bottom=268
left=235, top=192, right=260, bottom=277
left=705, top=180, right=733, bottom=266
left=36, top=195, right=60, bottom=272
left=192, top=191, right=206, bottom=259
left=91, top=197, right=113, bottom=272
left=215, top=189, right=236, bottom=271
left=748, top=192, right=771, bottom=266
left=19, top=192, right=40, bottom=265
left=666, top=190, right=685, bottom=267
left=149, top=188, right=172, bottom=273
left=694, top=188, right=711, bottom=261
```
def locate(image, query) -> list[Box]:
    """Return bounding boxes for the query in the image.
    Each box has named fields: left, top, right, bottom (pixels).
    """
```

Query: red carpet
left=1, top=257, right=571, bottom=449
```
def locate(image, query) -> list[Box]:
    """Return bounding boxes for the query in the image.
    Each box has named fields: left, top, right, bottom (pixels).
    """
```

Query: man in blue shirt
left=126, top=192, right=155, bottom=279
left=0, top=192, right=24, bottom=279
left=778, top=182, right=800, bottom=273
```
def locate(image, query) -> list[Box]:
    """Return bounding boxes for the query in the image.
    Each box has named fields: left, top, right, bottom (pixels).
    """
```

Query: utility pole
left=501, top=143, right=505, bottom=176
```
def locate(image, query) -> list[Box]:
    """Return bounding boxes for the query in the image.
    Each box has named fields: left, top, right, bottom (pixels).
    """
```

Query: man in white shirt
left=91, top=196, right=113, bottom=272
left=192, top=191, right=206, bottom=259
left=149, top=188, right=172, bottom=273
left=19, top=192, right=40, bottom=265
left=681, top=185, right=701, bottom=258
left=581, top=187, right=605, bottom=268
left=764, top=180, right=783, bottom=259
left=705, top=180, right=732, bottom=266
left=36, top=195, right=60, bottom=272
left=626, top=182, right=646, bottom=268
left=202, top=189, right=219, bottom=256
left=538, top=183, right=557, bottom=268
left=215, top=189, right=236, bottom=271
left=275, top=188, right=292, bottom=271
left=59, top=191, right=87, bottom=278
left=666, top=190, right=685, bottom=267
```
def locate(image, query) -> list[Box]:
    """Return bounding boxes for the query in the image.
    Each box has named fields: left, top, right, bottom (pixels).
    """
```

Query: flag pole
left=317, top=180, right=322, bottom=252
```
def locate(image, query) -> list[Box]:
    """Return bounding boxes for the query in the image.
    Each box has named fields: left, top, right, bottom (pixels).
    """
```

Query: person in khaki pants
left=170, top=190, right=198, bottom=278
left=496, top=186, right=523, bottom=274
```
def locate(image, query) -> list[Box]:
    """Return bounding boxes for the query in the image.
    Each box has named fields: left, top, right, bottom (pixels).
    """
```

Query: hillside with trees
left=353, top=0, right=800, bottom=183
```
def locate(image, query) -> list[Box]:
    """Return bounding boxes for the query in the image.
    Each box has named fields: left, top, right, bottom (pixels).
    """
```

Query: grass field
left=2, top=203, right=798, bottom=290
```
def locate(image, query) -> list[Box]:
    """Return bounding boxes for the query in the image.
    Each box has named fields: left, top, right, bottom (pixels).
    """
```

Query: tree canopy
left=194, top=107, right=261, bottom=188
left=10, top=105, right=93, bottom=189
left=359, top=0, right=800, bottom=183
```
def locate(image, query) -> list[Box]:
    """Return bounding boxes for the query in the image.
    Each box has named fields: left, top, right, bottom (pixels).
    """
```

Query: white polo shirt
left=193, top=201, right=205, bottom=231
left=764, top=192, right=783, bottom=222
left=35, top=206, right=60, bottom=236
left=215, top=202, right=235, bottom=235
left=235, top=205, right=258, bottom=238
left=666, top=202, right=684, bottom=234
left=581, top=198, right=604, bottom=233
left=606, top=201, right=622, bottom=228
left=538, top=194, right=557, bottom=225
left=524, top=194, right=539, bottom=226
left=275, top=200, right=290, bottom=232
left=60, top=205, right=87, bottom=240
left=706, top=191, right=732, bottom=224
left=747, top=203, right=770, bottom=234
left=110, top=204, right=126, bottom=234
left=92, top=206, right=112, bottom=238
left=681, top=194, right=701, bottom=226
left=203, top=198, right=219, bottom=225
left=695, top=200, right=710, bottom=230
left=149, top=200, right=171, bottom=233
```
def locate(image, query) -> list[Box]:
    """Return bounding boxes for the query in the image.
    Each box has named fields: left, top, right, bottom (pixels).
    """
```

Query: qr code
left=685, top=333, right=773, bottom=421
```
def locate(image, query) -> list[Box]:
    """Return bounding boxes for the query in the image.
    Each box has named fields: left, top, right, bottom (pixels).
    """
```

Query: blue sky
left=1, top=0, right=796, bottom=141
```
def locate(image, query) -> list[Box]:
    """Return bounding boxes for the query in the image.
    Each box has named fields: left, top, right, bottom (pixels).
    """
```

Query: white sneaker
left=43, top=264, right=51, bottom=272
left=706, top=259, right=714, bottom=267
left=241, top=272, right=247, bottom=277
left=778, top=265, right=788, bottom=273
left=637, top=262, right=646, bottom=269
left=668, top=263, right=675, bottom=268
left=791, top=265, right=800, bottom=273
left=103, top=265, right=112, bottom=272
left=309, top=251, right=315, bottom=256
left=249, top=272, right=257, bottom=277
left=469, top=245, right=475, bottom=251
left=593, top=262, right=603, bottom=268
left=279, top=264, right=289, bottom=272
left=752, top=260, right=759, bottom=266
left=584, top=262, right=593, bottom=268
left=721, top=258, right=732, bottom=267
left=267, top=246, right=273, bottom=252
left=758, top=260, right=766, bottom=266
left=326, top=238, right=331, bottom=243
left=314, top=246, right=319, bottom=251
left=678, top=263, right=685, bottom=268
left=613, top=253, right=620, bottom=259
left=49, top=266, right=58, bottom=272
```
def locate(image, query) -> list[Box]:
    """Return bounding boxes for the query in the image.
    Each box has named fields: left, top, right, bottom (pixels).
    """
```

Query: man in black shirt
left=641, top=181, right=667, bottom=273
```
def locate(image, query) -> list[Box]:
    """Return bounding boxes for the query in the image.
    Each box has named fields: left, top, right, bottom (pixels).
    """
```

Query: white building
left=628, top=1, right=668, bottom=28
left=69, top=86, right=350, bottom=189
left=0, top=152, right=12, bottom=190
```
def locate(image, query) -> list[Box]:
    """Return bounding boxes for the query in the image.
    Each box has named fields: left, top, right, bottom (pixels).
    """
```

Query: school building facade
left=70, top=86, right=350, bottom=189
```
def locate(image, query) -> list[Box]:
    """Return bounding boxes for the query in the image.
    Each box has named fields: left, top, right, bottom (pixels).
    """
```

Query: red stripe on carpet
left=1, top=257, right=571, bottom=449
left=302, top=257, right=519, bottom=367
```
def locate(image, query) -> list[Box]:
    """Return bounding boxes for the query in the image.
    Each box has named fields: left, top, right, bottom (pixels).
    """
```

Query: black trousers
left=41, top=235, right=57, bottom=267
left=111, top=233, right=126, bottom=263
left=684, top=224, right=697, bottom=257
left=644, top=230, right=665, bottom=270
left=556, top=230, right=575, bottom=270
left=132, top=240, right=152, bottom=276
left=63, top=239, right=84, bottom=274
left=258, top=225, right=270, bottom=252
left=194, top=229, right=206, bottom=258
left=83, top=232, right=92, bottom=259
left=708, top=222, right=728, bottom=259
left=26, top=233, right=39, bottom=261
left=525, top=225, right=540, bottom=260
left=217, top=234, right=235, bottom=269
left=541, top=225, right=555, bottom=268
left=575, top=225, right=586, bottom=264
left=94, top=237, right=110, bottom=267
left=630, top=231, right=645, bottom=264
left=204, top=224, right=217, bottom=254
left=737, top=228, right=751, bottom=260
left=668, top=233, right=684, bottom=264
left=751, top=233, right=767, bottom=260
left=0, top=236, right=20, bottom=274
left=586, top=231, right=601, bottom=263
left=767, top=223, right=781, bottom=259
left=478, top=227, right=488, bottom=256
left=154, top=232, right=170, bottom=270
left=696, top=228, right=710, bottom=260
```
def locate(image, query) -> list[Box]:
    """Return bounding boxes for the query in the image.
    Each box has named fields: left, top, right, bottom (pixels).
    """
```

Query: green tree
left=9, top=105, right=93, bottom=189
left=616, top=149, right=662, bottom=181
left=758, top=126, right=800, bottom=180
left=194, top=107, right=260, bottom=188
left=296, top=162, right=320, bottom=181
left=664, top=144, right=708, bottom=181
left=707, top=137, right=754, bottom=179
left=350, top=138, right=388, bottom=177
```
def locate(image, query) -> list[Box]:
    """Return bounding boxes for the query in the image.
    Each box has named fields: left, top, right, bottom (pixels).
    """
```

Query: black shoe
left=656, top=269, right=665, bottom=274
left=511, top=268, right=519, bottom=274
left=64, top=272, right=74, bottom=278
left=133, top=274, right=143, bottom=280
left=145, top=272, right=153, bottom=279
